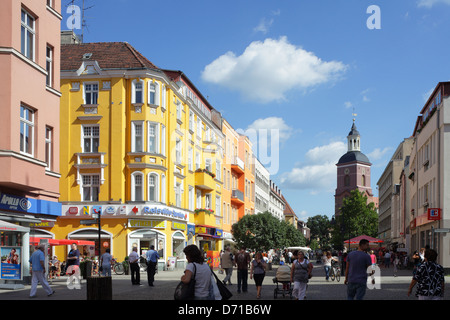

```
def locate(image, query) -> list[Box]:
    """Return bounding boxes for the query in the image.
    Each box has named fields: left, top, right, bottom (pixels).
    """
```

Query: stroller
left=272, top=264, right=293, bottom=299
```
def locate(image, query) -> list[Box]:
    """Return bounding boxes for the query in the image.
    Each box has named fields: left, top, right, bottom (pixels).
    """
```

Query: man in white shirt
left=129, top=247, right=141, bottom=285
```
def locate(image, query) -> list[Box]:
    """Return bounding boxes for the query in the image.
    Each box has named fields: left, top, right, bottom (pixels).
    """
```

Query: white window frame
left=21, top=9, right=35, bottom=61
left=148, top=81, right=160, bottom=106
left=147, top=122, right=159, bottom=154
left=131, top=172, right=144, bottom=201
left=131, top=121, right=144, bottom=152
left=45, top=126, right=52, bottom=170
left=46, top=45, right=53, bottom=87
left=161, top=125, right=166, bottom=156
left=189, top=186, right=194, bottom=211
left=132, top=79, right=144, bottom=104
left=20, top=105, right=34, bottom=156
left=215, top=196, right=221, bottom=217
left=205, top=193, right=212, bottom=210
left=196, top=190, right=202, bottom=209
left=82, top=125, right=99, bottom=153
left=161, top=174, right=166, bottom=204
left=176, top=138, right=182, bottom=165
left=189, top=111, right=194, bottom=132
left=188, top=146, right=193, bottom=171
left=175, top=182, right=182, bottom=208
left=147, top=172, right=159, bottom=202
left=82, top=175, right=100, bottom=202
left=83, top=82, right=99, bottom=105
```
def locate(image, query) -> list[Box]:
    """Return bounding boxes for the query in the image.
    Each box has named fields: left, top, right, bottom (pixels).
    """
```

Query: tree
left=331, top=189, right=378, bottom=250
left=231, top=211, right=305, bottom=251
left=306, top=215, right=332, bottom=250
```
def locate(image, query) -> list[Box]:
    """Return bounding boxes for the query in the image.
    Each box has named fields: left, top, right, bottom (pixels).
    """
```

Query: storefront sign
left=0, top=192, right=61, bottom=216
left=128, top=219, right=166, bottom=229
left=62, top=204, right=188, bottom=222
left=0, top=247, right=22, bottom=280
left=428, top=208, right=441, bottom=221
left=0, top=193, right=31, bottom=212
left=29, top=221, right=55, bottom=228
left=172, top=222, right=186, bottom=231
left=187, top=224, right=195, bottom=236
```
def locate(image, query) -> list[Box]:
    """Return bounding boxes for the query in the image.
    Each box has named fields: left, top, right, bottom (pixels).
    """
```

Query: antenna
left=81, top=0, right=95, bottom=43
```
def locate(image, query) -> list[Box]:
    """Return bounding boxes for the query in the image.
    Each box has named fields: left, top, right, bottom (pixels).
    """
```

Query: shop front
left=195, top=225, right=223, bottom=268
left=57, top=203, right=189, bottom=269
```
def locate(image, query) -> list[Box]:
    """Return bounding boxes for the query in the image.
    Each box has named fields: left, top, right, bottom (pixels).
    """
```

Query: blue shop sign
left=0, top=192, right=61, bottom=216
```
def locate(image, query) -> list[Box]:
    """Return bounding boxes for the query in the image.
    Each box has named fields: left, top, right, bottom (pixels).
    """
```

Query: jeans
left=237, top=269, right=248, bottom=292
left=324, top=265, right=331, bottom=280
left=347, top=282, right=367, bottom=300
left=223, top=268, right=233, bottom=284
left=101, top=264, right=111, bottom=277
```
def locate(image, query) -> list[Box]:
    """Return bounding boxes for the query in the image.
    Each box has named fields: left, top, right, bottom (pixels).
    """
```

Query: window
left=84, top=83, right=98, bottom=104
left=132, top=172, right=143, bottom=201
left=148, top=82, right=159, bottom=106
left=205, top=159, right=211, bottom=172
left=189, top=111, right=194, bottom=132
left=205, top=193, right=212, bottom=209
left=20, top=105, right=34, bottom=155
left=176, top=138, right=182, bottom=164
left=196, top=190, right=202, bottom=209
left=176, top=101, right=182, bottom=122
left=161, top=174, right=166, bottom=203
left=161, top=125, right=166, bottom=156
left=21, top=9, right=35, bottom=60
left=161, top=84, right=166, bottom=109
left=82, top=175, right=100, bottom=201
left=46, top=0, right=53, bottom=7
left=188, top=147, right=193, bottom=171
left=215, top=196, right=221, bottom=217
left=148, top=122, right=158, bottom=153
left=46, top=46, right=53, bottom=87
left=344, top=175, right=350, bottom=187
left=148, top=173, right=158, bottom=202
left=216, top=160, right=221, bottom=180
left=195, top=152, right=201, bottom=170
left=175, top=182, right=181, bottom=207
left=131, top=122, right=144, bottom=152
left=189, top=186, right=194, bottom=211
left=361, top=175, right=366, bottom=187
left=45, top=126, right=52, bottom=170
left=132, top=80, right=144, bottom=104
left=82, top=125, right=99, bottom=153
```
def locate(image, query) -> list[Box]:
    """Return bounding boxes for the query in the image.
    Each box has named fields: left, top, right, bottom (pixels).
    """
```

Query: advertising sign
left=428, top=208, right=441, bottom=221
left=0, top=247, right=22, bottom=280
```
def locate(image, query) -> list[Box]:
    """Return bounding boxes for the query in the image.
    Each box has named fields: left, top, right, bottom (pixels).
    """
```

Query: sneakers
left=48, top=290, right=55, bottom=297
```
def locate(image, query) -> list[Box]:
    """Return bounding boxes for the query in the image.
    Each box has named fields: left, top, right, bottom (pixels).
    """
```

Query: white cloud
left=245, top=117, right=294, bottom=142
left=280, top=141, right=347, bottom=192
left=253, top=18, right=274, bottom=34
left=201, top=37, right=347, bottom=104
left=367, top=147, right=392, bottom=161
left=417, top=0, right=450, bottom=7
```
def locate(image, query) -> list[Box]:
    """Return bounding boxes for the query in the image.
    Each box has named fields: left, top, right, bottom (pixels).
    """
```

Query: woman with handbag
left=290, top=251, right=313, bottom=300
left=250, top=252, right=267, bottom=299
left=180, top=245, right=213, bottom=300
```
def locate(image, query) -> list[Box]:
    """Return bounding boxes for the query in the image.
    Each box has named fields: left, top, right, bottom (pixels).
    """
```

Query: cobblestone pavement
left=0, top=262, right=448, bottom=301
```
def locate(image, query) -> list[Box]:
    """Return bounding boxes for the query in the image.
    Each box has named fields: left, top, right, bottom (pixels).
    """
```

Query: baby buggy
left=272, top=264, right=293, bottom=299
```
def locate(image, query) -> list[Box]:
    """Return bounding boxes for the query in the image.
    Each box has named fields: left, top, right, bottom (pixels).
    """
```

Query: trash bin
left=87, top=276, right=112, bottom=300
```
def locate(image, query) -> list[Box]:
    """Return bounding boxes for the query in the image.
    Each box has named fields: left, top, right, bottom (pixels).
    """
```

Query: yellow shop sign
left=128, top=219, right=166, bottom=229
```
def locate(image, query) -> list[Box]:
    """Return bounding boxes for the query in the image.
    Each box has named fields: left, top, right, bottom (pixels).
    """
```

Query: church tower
left=334, top=120, right=374, bottom=217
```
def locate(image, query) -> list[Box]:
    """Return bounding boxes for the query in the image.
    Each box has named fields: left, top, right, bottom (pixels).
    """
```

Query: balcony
left=231, top=156, right=245, bottom=174
left=231, top=189, right=244, bottom=206
left=74, top=152, right=107, bottom=185
left=194, top=209, right=216, bottom=226
left=195, top=169, right=215, bottom=191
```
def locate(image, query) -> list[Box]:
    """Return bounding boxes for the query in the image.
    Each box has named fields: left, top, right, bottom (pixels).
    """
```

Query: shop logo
left=92, top=206, right=102, bottom=216
left=83, top=206, right=89, bottom=215
left=132, top=206, right=139, bottom=214
left=68, top=207, right=78, bottom=215
left=19, top=198, right=31, bottom=211
left=120, top=206, right=127, bottom=214
left=104, top=206, right=116, bottom=215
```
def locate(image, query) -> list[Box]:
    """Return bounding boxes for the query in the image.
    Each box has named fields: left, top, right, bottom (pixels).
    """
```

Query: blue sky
left=62, top=0, right=450, bottom=221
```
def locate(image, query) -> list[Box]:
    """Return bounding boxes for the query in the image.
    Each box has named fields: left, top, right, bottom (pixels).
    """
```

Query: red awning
left=30, top=237, right=95, bottom=246
left=344, top=235, right=384, bottom=244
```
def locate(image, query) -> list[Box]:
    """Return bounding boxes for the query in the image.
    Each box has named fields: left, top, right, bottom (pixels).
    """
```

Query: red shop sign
left=428, top=208, right=441, bottom=221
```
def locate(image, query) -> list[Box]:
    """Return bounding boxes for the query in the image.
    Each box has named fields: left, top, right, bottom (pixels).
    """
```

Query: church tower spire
left=347, top=120, right=361, bottom=152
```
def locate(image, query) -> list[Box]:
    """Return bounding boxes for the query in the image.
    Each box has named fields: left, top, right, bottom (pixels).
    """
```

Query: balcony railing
left=231, top=189, right=244, bottom=205
left=231, top=156, right=245, bottom=174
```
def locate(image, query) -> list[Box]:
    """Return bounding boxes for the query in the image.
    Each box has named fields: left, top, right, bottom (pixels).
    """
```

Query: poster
left=0, top=247, right=22, bottom=280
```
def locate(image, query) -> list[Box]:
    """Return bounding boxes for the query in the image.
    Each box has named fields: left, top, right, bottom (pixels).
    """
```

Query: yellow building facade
left=48, top=42, right=224, bottom=269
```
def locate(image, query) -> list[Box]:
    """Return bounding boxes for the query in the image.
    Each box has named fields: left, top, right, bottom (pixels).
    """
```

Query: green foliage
left=231, top=211, right=306, bottom=251
left=331, top=189, right=378, bottom=250
left=306, top=215, right=331, bottom=250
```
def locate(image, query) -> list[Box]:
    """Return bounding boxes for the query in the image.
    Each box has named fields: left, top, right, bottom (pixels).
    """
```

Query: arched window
left=344, top=175, right=350, bottom=187
left=361, top=175, right=366, bottom=187
left=148, top=172, right=159, bottom=202
left=131, top=172, right=144, bottom=201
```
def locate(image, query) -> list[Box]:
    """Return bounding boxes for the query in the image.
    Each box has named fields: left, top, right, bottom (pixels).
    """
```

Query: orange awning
left=30, top=237, right=95, bottom=246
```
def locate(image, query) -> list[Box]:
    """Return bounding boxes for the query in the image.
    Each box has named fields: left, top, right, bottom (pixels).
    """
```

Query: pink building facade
left=0, top=0, right=62, bottom=286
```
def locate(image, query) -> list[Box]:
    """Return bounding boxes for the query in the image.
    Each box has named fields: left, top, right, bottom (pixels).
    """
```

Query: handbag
left=174, top=263, right=196, bottom=300
left=210, top=268, right=232, bottom=300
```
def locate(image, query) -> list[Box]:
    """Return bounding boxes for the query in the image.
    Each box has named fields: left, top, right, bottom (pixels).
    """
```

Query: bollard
left=87, top=276, right=112, bottom=300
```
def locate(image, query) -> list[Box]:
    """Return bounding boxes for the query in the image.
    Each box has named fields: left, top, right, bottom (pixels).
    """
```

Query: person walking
left=129, top=247, right=141, bottom=285
left=235, top=247, right=251, bottom=293
left=322, top=251, right=337, bottom=281
left=384, top=251, right=391, bottom=268
left=145, top=245, right=159, bottom=286
left=66, top=243, right=80, bottom=275
left=344, top=239, right=372, bottom=300
left=250, top=252, right=266, bottom=299
left=290, top=251, right=313, bottom=300
left=408, top=249, right=445, bottom=300
left=393, top=252, right=399, bottom=277
left=29, top=244, right=55, bottom=298
left=100, top=248, right=113, bottom=277
left=221, top=246, right=234, bottom=286
left=181, top=244, right=213, bottom=300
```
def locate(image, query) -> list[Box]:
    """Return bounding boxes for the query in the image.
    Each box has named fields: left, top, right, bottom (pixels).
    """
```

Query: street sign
left=80, top=219, right=98, bottom=225
left=434, top=228, right=450, bottom=233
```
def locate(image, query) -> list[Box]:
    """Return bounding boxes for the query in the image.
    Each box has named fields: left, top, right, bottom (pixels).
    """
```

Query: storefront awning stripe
left=0, top=220, right=30, bottom=233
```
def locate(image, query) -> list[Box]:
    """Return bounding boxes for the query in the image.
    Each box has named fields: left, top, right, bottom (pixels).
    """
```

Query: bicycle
left=330, top=262, right=341, bottom=282
left=113, top=261, right=125, bottom=275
